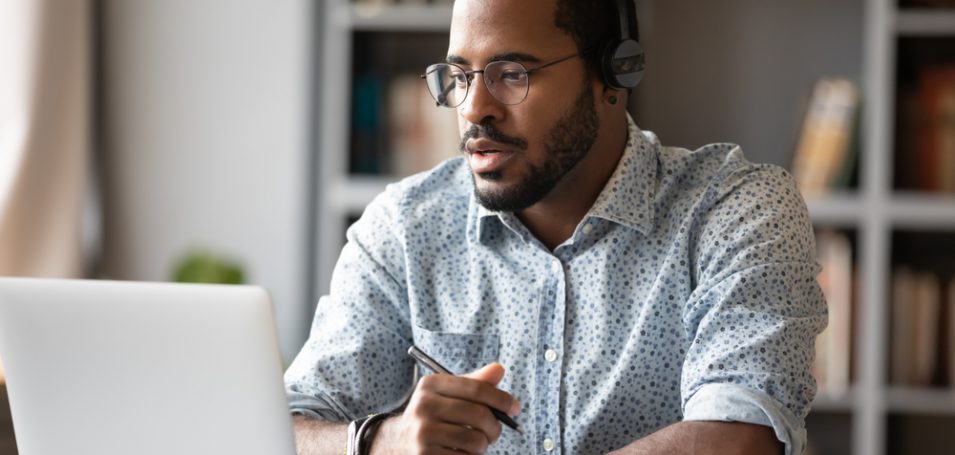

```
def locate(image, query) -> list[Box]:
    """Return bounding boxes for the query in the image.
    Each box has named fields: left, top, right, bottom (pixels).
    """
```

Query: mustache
left=459, top=123, right=528, bottom=152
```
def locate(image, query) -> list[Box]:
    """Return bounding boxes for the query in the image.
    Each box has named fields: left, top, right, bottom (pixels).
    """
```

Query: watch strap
left=347, top=412, right=396, bottom=455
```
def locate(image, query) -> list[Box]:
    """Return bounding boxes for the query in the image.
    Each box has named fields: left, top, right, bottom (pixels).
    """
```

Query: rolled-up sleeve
left=683, top=371, right=810, bottom=453
left=284, top=186, right=416, bottom=421
left=680, top=161, right=828, bottom=455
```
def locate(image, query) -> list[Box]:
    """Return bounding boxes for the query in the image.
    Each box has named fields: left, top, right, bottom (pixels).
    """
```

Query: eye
left=448, top=69, right=469, bottom=87
left=500, top=69, right=525, bottom=82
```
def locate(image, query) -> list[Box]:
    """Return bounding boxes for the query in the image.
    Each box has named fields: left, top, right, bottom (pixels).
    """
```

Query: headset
left=601, top=0, right=646, bottom=90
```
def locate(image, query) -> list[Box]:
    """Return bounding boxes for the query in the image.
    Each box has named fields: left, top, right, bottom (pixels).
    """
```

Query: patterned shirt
left=285, top=115, right=827, bottom=455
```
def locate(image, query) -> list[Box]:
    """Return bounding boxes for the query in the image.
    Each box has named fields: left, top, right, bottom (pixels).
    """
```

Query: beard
left=464, top=84, right=600, bottom=213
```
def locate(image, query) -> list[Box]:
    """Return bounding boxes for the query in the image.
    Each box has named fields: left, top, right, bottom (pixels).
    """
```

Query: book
left=891, top=267, right=916, bottom=385
left=891, top=267, right=944, bottom=386
left=813, top=230, right=853, bottom=395
left=911, top=271, right=941, bottom=386
left=351, top=72, right=387, bottom=174
left=832, top=97, right=862, bottom=190
left=944, top=277, right=955, bottom=387
left=896, top=86, right=923, bottom=190
left=387, top=74, right=460, bottom=176
left=790, top=78, right=860, bottom=198
left=917, top=65, right=955, bottom=194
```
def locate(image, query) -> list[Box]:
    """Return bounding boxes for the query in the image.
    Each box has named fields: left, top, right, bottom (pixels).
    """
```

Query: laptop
left=0, top=278, right=296, bottom=455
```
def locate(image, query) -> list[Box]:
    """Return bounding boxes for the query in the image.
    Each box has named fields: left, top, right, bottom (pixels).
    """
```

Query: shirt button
left=544, top=349, right=558, bottom=362
left=582, top=224, right=593, bottom=235
left=543, top=438, right=555, bottom=451
left=551, top=261, right=561, bottom=273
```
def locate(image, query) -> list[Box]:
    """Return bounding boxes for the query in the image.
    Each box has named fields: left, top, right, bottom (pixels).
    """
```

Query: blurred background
left=2, top=0, right=955, bottom=454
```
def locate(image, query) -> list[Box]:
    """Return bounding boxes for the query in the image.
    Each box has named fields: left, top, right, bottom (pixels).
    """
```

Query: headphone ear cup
left=600, top=40, right=624, bottom=89
left=604, top=38, right=645, bottom=89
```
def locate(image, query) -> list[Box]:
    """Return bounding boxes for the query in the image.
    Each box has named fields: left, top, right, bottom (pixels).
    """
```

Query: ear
left=601, top=85, right=626, bottom=107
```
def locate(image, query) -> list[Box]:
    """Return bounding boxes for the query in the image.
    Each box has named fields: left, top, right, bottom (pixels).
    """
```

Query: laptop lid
left=0, top=278, right=296, bottom=455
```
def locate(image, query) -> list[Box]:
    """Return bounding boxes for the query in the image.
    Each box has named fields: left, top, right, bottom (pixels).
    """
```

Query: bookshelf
left=314, top=0, right=454, bottom=301
left=896, top=10, right=955, bottom=35
left=811, top=1, right=955, bottom=454
left=312, top=1, right=955, bottom=454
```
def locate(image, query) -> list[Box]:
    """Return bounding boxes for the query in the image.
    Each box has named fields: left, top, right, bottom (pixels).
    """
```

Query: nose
left=458, top=72, right=506, bottom=125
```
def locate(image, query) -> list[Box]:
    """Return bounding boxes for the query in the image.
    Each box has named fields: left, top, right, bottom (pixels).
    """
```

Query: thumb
left=462, top=362, right=505, bottom=386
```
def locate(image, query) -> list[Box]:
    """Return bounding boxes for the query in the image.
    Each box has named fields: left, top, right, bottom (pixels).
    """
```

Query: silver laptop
left=0, top=278, right=296, bottom=455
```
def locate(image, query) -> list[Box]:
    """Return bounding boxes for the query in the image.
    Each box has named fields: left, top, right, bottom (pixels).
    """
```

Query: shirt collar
left=588, top=114, right=658, bottom=235
left=472, top=114, right=658, bottom=243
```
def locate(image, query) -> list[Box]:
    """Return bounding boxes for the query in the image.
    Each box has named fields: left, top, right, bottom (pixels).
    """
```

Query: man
left=285, top=0, right=826, bottom=453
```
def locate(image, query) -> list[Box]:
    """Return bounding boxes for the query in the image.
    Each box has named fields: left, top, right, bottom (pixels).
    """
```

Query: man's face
left=449, top=0, right=600, bottom=212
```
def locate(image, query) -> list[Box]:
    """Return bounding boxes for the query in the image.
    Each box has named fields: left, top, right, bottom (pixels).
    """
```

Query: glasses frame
left=421, top=51, right=588, bottom=108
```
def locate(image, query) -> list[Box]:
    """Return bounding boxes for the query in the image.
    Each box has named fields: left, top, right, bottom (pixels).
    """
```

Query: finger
left=414, top=393, right=503, bottom=444
left=418, top=373, right=521, bottom=417
left=462, top=362, right=505, bottom=385
left=422, top=421, right=491, bottom=454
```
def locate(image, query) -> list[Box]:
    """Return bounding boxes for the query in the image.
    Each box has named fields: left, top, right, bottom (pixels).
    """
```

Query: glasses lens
left=424, top=63, right=468, bottom=108
left=485, top=61, right=528, bottom=105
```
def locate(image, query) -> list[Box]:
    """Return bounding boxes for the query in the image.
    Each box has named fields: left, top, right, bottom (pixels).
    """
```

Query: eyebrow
left=446, top=52, right=543, bottom=66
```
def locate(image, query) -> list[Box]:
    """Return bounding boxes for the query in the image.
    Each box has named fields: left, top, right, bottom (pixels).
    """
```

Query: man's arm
left=293, top=416, right=348, bottom=455
left=293, top=363, right=520, bottom=455
left=607, top=421, right=782, bottom=455
left=293, top=415, right=779, bottom=455
left=284, top=188, right=415, bottom=447
left=667, top=163, right=826, bottom=455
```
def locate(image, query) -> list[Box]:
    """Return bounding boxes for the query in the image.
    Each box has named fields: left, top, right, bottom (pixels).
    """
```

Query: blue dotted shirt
left=286, top=116, right=827, bottom=455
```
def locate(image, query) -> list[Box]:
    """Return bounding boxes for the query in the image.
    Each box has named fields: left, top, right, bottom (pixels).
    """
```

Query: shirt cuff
left=286, top=390, right=351, bottom=422
left=682, top=382, right=806, bottom=455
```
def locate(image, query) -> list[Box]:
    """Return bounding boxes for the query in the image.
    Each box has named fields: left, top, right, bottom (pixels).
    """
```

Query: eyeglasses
left=421, top=52, right=585, bottom=108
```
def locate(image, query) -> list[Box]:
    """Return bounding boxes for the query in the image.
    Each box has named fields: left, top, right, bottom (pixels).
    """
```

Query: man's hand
left=370, top=363, right=521, bottom=455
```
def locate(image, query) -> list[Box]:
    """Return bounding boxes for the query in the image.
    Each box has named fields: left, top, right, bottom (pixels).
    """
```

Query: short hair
left=553, top=0, right=635, bottom=79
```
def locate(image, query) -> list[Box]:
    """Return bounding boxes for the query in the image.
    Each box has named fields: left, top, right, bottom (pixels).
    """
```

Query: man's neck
left=517, top=114, right=629, bottom=251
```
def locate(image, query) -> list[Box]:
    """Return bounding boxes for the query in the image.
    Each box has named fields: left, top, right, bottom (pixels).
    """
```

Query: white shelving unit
left=315, top=0, right=453, bottom=299
left=313, top=1, right=955, bottom=453
left=896, top=9, right=955, bottom=35
left=841, top=1, right=955, bottom=454
left=343, top=3, right=452, bottom=31
left=807, top=193, right=866, bottom=226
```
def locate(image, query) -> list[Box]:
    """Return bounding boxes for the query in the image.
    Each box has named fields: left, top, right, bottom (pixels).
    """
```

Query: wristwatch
left=346, top=412, right=395, bottom=455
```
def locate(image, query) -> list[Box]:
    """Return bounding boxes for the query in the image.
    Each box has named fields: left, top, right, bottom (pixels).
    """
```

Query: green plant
left=172, top=250, right=245, bottom=284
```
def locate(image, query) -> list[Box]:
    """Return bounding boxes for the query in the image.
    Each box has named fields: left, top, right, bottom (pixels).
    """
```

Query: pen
left=407, top=345, right=525, bottom=435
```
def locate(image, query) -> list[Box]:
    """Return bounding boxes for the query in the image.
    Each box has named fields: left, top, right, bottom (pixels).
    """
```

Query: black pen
left=407, top=345, right=525, bottom=435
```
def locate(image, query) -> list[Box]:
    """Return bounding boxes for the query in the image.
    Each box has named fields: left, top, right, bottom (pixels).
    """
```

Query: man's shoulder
left=656, top=140, right=796, bottom=201
left=373, top=156, right=473, bottom=223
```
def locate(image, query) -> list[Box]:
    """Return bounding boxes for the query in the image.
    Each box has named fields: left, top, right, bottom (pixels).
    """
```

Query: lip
left=466, top=139, right=516, bottom=174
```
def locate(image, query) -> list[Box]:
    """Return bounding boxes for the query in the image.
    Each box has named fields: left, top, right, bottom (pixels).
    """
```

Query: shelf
left=813, top=388, right=857, bottom=412
left=806, top=193, right=865, bottom=226
left=897, top=10, right=955, bottom=35
left=887, top=387, right=955, bottom=415
left=333, top=3, right=453, bottom=31
left=887, top=193, right=955, bottom=228
left=807, top=193, right=955, bottom=227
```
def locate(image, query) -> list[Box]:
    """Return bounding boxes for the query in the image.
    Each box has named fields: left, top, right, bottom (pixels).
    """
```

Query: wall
left=99, top=0, right=312, bottom=361
left=635, top=0, right=863, bottom=168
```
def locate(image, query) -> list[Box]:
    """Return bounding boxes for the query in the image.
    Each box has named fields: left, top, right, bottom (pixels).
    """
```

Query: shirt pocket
left=411, top=325, right=500, bottom=375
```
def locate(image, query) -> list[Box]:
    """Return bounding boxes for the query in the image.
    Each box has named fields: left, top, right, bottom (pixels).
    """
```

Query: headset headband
left=616, top=0, right=631, bottom=41
left=602, top=0, right=645, bottom=90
